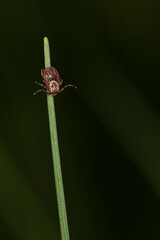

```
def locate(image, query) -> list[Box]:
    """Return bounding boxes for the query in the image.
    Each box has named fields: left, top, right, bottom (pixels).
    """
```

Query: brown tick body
left=34, top=67, right=77, bottom=97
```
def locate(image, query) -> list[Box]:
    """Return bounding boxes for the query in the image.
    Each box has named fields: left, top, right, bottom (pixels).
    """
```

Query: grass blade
left=43, top=37, right=70, bottom=240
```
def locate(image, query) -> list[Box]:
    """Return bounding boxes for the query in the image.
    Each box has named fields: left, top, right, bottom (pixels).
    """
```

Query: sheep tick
left=34, top=66, right=77, bottom=97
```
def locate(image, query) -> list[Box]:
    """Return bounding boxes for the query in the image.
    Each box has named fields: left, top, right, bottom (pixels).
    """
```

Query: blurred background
left=0, top=0, right=160, bottom=239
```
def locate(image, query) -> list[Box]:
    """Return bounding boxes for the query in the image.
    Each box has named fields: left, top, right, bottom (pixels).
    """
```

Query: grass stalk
left=43, top=37, right=70, bottom=240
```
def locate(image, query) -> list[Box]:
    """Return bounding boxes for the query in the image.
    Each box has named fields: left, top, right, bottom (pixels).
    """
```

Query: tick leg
left=35, top=82, right=47, bottom=89
left=60, top=78, right=63, bottom=85
left=59, top=84, right=77, bottom=93
left=33, top=89, right=50, bottom=95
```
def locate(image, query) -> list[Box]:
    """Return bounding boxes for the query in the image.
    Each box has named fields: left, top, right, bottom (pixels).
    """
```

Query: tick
left=34, top=67, right=77, bottom=97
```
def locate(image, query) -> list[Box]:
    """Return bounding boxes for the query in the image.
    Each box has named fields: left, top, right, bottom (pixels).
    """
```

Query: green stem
left=43, top=37, right=70, bottom=240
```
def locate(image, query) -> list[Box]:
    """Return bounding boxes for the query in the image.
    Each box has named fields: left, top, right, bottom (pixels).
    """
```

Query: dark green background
left=0, top=0, right=160, bottom=239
